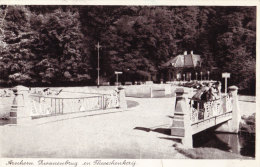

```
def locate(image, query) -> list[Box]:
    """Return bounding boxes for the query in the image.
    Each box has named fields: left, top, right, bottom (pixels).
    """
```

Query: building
left=160, top=51, right=202, bottom=81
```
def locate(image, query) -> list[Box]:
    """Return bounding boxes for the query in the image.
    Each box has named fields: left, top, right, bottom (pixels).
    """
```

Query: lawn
left=174, top=144, right=253, bottom=159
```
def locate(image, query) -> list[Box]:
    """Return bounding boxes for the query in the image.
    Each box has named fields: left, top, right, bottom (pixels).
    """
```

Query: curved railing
left=30, top=93, right=119, bottom=118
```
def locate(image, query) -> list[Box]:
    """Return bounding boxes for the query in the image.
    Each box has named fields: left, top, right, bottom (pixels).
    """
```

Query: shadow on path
left=158, top=137, right=181, bottom=143
left=134, top=127, right=171, bottom=135
left=0, top=119, right=10, bottom=126
left=167, top=115, right=174, bottom=119
left=134, top=127, right=182, bottom=145
left=126, top=100, right=139, bottom=108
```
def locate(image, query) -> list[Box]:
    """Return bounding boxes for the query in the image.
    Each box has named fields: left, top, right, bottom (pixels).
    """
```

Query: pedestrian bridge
left=171, top=86, right=240, bottom=148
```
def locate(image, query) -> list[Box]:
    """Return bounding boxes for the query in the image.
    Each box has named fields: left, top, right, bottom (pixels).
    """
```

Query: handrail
left=61, top=90, right=112, bottom=96
left=188, top=97, right=221, bottom=103
left=30, top=94, right=103, bottom=99
left=188, top=94, right=230, bottom=103
left=30, top=95, right=102, bottom=99
left=191, top=111, right=232, bottom=125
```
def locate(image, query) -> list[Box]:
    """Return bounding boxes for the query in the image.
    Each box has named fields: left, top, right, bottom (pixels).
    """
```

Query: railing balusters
left=30, top=92, right=119, bottom=118
left=59, top=99, right=60, bottom=114
left=62, top=99, right=63, bottom=114
left=51, top=98, right=52, bottom=113
left=189, top=95, right=233, bottom=125
left=55, top=98, right=56, bottom=114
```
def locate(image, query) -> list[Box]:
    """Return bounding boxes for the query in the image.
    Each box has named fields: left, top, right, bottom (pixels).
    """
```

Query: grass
left=174, top=145, right=253, bottom=159
left=240, top=113, right=255, bottom=134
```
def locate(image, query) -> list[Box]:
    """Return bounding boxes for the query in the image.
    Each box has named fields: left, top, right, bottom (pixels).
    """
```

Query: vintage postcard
left=0, top=0, right=259, bottom=167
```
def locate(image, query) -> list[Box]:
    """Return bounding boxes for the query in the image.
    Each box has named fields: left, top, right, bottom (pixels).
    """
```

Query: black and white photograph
left=0, top=0, right=258, bottom=166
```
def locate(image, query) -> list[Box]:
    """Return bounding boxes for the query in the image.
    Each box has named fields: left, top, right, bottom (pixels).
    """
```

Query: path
left=0, top=97, right=187, bottom=159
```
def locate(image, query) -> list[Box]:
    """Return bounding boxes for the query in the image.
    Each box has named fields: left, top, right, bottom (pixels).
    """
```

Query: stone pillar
left=171, top=88, right=193, bottom=148
left=118, top=87, right=127, bottom=110
left=150, top=86, right=153, bottom=98
left=215, top=85, right=241, bottom=133
left=9, top=89, right=18, bottom=124
left=228, top=86, right=241, bottom=133
left=9, top=86, right=31, bottom=125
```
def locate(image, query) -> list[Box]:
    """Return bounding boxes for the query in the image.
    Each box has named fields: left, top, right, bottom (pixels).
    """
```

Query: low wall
left=124, top=84, right=194, bottom=98
left=124, top=85, right=153, bottom=98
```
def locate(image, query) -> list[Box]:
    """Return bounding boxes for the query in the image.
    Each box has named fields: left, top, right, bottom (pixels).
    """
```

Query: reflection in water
left=193, top=129, right=255, bottom=157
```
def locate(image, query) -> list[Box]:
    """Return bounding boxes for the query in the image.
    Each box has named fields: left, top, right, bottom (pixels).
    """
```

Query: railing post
left=215, top=85, right=241, bottom=133
left=118, top=87, right=127, bottom=110
left=9, top=88, right=18, bottom=124
left=101, top=95, right=105, bottom=110
left=150, top=86, right=153, bottom=98
left=228, top=86, right=241, bottom=133
left=9, top=86, right=30, bottom=125
left=171, top=88, right=193, bottom=148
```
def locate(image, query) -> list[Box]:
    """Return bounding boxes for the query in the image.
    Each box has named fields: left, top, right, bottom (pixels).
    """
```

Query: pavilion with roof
left=160, top=51, right=202, bottom=82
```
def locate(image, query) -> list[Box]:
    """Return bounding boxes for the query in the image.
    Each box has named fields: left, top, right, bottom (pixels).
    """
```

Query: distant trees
left=212, top=7, right=256, bottom=94
left=0, top=6, right=256, bottom=94
left=0, top=6, right=35, bottom=85
left=30, top=7, right=91, bottom=85
left=0, top=6, right=91, bottom=86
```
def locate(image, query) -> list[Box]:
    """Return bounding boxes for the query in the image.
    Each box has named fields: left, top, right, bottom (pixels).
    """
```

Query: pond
left=193, top=129, right=255, bottom=158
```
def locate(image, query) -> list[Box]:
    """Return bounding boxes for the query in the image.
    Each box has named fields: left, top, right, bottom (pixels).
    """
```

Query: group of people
left=190, top=81, right=222, bottom=120
left=192, top=81, right=222, bottom=102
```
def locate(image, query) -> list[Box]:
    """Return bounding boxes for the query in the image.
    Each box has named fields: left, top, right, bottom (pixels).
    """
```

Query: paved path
left=0, top=97, right=188, bottom=159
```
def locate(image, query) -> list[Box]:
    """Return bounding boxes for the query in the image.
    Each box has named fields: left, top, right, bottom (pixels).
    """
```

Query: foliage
left=241, top=113, right=255, bottom=134
left=0, top=6, right=256, bottom=94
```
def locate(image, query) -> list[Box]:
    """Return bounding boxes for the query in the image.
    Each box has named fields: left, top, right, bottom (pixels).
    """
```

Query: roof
left=162, top=53, right=202, bottom=68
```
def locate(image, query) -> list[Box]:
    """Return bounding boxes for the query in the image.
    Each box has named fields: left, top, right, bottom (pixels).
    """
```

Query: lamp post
left=207, top=71, right=210, bottom=81
left=95, top=42, right=102, bottom=88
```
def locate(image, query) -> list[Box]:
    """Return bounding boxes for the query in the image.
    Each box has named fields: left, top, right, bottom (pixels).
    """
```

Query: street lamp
left=95, top=42, right=102, bottom=88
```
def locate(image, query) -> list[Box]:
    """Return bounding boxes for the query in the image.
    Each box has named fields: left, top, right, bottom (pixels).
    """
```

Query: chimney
left=191, top=50, right=193, bottom=55
left=184, top=51, right=187, bottom=55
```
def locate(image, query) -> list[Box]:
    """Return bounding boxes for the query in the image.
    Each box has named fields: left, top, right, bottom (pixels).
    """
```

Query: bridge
left=171, top=86, right=241, bottom=148
left=8, top=86, right=127, bottom=125
left=5, top=84, right=241, bottom=149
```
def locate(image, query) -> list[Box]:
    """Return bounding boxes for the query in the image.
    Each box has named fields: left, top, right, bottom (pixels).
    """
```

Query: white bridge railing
left=6, top=86, right=127, bottom=124
left=189, top=95, right=233, bottom=124
left=30, top=93, right=119, bottom=118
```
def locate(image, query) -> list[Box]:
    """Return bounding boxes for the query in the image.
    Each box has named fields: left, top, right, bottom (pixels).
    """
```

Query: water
left=193, top=129, right=255, bottom=158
